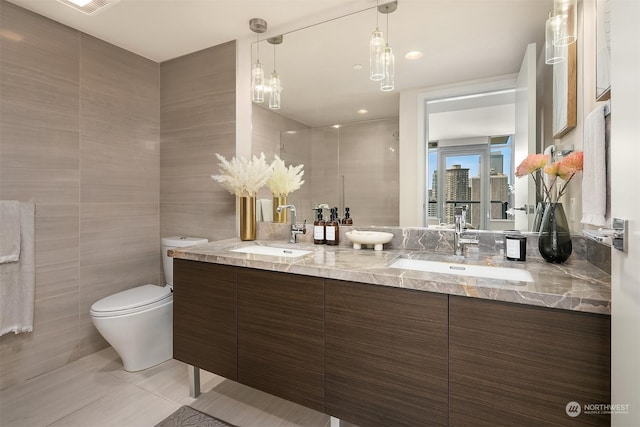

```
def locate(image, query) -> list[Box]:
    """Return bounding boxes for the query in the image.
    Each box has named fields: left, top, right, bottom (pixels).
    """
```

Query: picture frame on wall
left=596, top=0, right=611, bottom=101
left=552, top=42, right=577, bottom=139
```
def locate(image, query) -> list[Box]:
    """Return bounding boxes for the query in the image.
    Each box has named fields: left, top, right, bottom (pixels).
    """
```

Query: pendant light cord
left=386, top=8, right=390, bottom=44
left=256, top=33, right=260, bottom=63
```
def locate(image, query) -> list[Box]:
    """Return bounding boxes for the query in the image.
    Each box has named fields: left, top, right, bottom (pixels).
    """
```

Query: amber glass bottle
left=313, top=208, right=325, bottom=244
left=342, top=207, right=353, bottom=225
left=325, top=208, right=340, bottom=246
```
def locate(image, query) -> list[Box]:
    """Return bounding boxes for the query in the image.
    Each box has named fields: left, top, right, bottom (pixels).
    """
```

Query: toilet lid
left=91, top=284, right=171, bottom=314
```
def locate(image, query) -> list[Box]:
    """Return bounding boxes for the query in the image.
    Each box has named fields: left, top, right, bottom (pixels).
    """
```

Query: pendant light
left=379, top=1, right=397, bottom=92
left=545, top=9, right=566, bottom=64
left=267, top=35, right=283, bottom=110
left=250, top=18, right=267, bottom=103
left=369, top=1, right=385, bottom=81
left=553, top=0, right=577, bottom=47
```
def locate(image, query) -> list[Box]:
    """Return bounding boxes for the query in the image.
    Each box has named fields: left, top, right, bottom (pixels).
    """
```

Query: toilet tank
left=161, top=236, right=208, bottom=287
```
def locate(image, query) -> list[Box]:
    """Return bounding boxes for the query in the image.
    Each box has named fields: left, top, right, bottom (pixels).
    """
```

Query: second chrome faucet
left=454, top=205, right=478, bottom=256
left=276, top=204, right=306, bottom=243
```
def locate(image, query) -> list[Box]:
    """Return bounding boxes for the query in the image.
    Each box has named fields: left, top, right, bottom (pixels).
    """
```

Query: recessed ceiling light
left=357, top=109, right=368, bottom=114
left=404, top=51, right=423, bottom=60
left=353, top=64, right=363, bottom=71
left=333, top=125, right=341, bottom=129
left=285, top=130, right=297, bottom=134
left=57, top=0, right=120, bottom=15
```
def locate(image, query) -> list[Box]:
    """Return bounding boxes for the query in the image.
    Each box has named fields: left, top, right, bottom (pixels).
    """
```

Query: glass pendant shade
left=268, top=72, right=281, bottom=110
left=380, top=45, right=395, bottom=91
left=553, top=0, right=577, bottom=46
left=369, top=28, right=385, bottom=81
left=545, top=10, right=566, bottom=64
left=252, top=61, right=265, bottom=103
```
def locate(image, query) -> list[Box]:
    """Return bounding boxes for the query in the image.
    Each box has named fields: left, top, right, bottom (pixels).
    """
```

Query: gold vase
left=239, top=196, right=256, bottom=241
left=272, top=195, right=287, bottom=223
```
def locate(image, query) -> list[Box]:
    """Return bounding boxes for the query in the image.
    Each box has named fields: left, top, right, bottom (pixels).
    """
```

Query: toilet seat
left=90, top=284, right=172, bottom=318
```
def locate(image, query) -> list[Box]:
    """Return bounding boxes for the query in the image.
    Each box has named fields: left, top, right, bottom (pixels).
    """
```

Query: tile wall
left=252, top=105, right=399, bottom=226
left=0, top=1, right=237, bottom=390
left=160, top=41, right=236, bottom=242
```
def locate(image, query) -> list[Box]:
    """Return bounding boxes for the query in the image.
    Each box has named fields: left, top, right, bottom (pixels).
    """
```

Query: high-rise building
left=428, top=170, right=438, bottom=219
left=445, top=165, right=470, bottom=224
left=470, top=171, right=510, bottom=228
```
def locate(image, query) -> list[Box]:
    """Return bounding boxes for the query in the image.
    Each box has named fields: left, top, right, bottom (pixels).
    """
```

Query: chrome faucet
left=454, top=205, right=478, bottom=256
left=276, top=204, right=307, bottom=243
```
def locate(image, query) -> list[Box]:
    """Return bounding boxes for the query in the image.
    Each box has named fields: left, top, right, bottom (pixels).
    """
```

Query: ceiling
left=7, top=0, right=552, bottom=129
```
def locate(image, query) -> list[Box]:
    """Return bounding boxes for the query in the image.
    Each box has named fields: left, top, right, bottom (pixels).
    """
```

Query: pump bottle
left=313, top=208, right=325, bottom=244
left=325, top=208, right=340, bottom=246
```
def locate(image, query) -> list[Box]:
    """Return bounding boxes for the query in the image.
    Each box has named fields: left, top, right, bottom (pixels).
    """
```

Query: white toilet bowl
left=90, top=236, right=208, bottom=372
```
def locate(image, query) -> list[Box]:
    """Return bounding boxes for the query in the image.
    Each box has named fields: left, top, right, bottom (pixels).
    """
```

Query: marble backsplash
left=256, top=222, right=611, bottom=274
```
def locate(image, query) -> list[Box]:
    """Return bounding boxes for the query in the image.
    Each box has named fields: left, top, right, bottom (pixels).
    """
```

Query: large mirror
left=252, top=0, right=552, bottom=230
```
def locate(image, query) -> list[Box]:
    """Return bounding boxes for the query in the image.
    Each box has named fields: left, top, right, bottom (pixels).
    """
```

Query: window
left=427, top=136, right=514, bottom=230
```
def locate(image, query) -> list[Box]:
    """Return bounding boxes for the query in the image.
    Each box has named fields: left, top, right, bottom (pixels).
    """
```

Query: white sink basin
left=390, top=258, right=534, bottom=282
left=230, top=245, right=312, bottom=258
left=346, top=230, right=394, bottom=251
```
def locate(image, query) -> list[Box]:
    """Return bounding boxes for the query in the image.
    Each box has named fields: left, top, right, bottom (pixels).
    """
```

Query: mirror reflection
left=251, top=0, right=552, bottom=230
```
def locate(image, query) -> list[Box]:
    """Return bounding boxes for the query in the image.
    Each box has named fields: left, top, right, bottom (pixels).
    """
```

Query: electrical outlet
left=569, top=198, right=576, bottom=221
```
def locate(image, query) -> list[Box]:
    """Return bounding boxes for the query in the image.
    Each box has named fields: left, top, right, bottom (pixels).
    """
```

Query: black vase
left=538, top=202, right=572, bottom=263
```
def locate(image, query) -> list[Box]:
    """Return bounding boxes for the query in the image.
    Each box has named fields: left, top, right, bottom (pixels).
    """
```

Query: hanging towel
left=581, top=104, right=608, bottom=227
left=258, top=198, right=273, bottom=222
left=0, top=202, right=35, bottom=336
left=0, top=201, right=21, bottom=263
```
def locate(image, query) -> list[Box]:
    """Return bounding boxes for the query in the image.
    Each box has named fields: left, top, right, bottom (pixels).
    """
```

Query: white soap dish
left=345, top=230, right=394, bottom=251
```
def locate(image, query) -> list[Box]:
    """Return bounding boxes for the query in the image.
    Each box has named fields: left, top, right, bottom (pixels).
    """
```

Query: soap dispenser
left=313, top=208, right=326, bottom=245
left=342, top=207, right=353, bottom=225
left=325, top=208, right=340, bottom=246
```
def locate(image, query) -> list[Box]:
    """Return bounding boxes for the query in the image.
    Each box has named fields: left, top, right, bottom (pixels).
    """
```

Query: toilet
left=90, top=236, right=208, bottom=372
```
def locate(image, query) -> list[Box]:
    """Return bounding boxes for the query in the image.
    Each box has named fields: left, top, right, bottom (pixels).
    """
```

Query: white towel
left=258, top=198, right=273, bottom=222
left=0, top=201, right=21, bottom=263
left=581, top=104, right=608, bottom=227
left=0, top=202, right=35, bottom=336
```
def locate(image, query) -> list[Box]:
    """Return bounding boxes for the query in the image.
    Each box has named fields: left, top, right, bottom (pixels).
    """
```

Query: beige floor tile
left=48, top=382, right=179, bottom=427
left=1, top=346, right=356, bottom=427
left=0, top=356, right=121, bottom=427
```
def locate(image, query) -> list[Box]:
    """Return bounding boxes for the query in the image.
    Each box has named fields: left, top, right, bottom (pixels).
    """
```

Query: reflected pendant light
left=553, top=0, right=577, bottom=47
left=268, top=35, right=283, bottom=110
left=379, top=1, right=397, bottom=92
left=545, top=9, right=566, bottom=64
left=250, top=18, right=267, bottom=103
left=369, top=2, right=385, bottom=81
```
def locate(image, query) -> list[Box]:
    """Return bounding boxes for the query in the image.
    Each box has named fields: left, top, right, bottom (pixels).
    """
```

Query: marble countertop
left=169, top=239, right=611, bottom=315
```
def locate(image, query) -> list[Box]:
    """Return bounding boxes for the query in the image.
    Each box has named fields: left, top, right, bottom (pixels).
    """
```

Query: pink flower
left=515, top=150, right=583, bottom=203
left=559, top=151, right=584, bottom=171
left=515, top=154, right=550, bottom=177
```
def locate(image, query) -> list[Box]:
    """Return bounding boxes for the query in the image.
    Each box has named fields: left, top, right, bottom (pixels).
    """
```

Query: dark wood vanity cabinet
left=449, top=296, right=611, bottom=427
left=325, top=279, right=449, bottom=427
left=172, top=259, right=238, bottom=380
left=237, top=269, right=325, bottom=412
left=172, top=260, right=611, bottom=427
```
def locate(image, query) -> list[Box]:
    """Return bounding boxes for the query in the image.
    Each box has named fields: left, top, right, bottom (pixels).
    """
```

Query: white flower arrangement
left=211, top=152, right=272, bottom=197
left=267, top=155, right=305, bottom=197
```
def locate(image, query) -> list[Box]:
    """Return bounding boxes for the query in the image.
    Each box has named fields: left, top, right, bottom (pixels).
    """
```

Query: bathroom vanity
left=170, top=238, right=611, bottom=427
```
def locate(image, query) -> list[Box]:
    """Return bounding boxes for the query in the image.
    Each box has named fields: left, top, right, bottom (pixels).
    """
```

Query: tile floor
left=0, top=347, right=349, bottom=427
